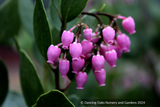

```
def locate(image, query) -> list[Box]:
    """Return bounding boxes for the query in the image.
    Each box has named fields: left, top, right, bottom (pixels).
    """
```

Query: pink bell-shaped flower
left=61, top=30, right=74, bottom=49
left=124, top=36, right=131, bottom=53
left=122, top=16, right=136, bottom=35
left=76, top=72, right=87, bottom=89
left=83, top=28, right=92, bottom=41
left=102, top=26, right=115, bottom=44
left=105, top=49, right=117, bottom=67
left=81, top=39, right=93, bottom=57
left=92, top=53, right=105, bottom=71
left=85, top=53, right=92, bottom=60
left=94, top=69, right=106, bottom=86
left=53, top=57, right=59, bottom=66
left=47, top=45, right=61, bottom=64
left=72, top=57, right=85, bottom=74
left=59, top=59, right=70, bottom=78
left=117, top=34, right=128, bottom=50
left=100, top=43, right=110, bottom=56
left=69, top=42, right=82, bottom=61
left=91, top=32, right=99, bottom=43
left=110, top=45, right=123, bottom=58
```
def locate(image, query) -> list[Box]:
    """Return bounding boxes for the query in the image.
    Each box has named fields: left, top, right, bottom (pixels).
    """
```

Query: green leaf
left=32, top=90, right=75, bottom=107
left=34, top=0, right=52, bottom=60
left=61, top=0, right=88, bottom=22
left=0, top=59, right=8, bottom=106
left=19, top=0, right=34, bottom=37
left=20, top=49, right=44, bottom=107
left=0, top=0, right=21, bottom=43
left=49, top=0, right=61, bottom=31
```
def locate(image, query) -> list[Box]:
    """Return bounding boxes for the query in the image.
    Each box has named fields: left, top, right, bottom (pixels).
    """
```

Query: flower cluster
left=47, top=15, right=135, bottom=89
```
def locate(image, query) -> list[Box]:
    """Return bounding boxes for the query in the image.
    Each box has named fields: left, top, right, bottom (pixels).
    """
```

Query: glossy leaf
left=33, top=0, right=52, bottom=60
left=49, top=0, right=61, bottom=31
left=0, top=0, right=21, bottom=43
left=32, top=90, right=75, bottom=107
left=19, top=0, right=34, bottom=37
left=0, top=59, right=8, bottom=106
left=20, top=49, right=44, bottom=107
left=61, top=0, right=88, bottom=22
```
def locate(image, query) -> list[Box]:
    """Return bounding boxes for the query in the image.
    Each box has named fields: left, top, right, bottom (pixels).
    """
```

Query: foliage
left=0, top=0, right=160, bottom=107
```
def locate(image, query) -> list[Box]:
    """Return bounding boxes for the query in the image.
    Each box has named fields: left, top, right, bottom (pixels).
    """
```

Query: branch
left=81, top=12, right=103, bottom=26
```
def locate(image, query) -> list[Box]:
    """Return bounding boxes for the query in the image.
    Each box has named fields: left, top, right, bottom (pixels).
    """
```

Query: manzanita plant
left=0, top=0, right=136, bottom=107
left=46, top=6, right=136, bottom=90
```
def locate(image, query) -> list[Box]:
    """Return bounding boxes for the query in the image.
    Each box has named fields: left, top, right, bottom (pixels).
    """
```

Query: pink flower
left=91, top=32, right=99, bottom=43
left=102, top=26, right=115, bottom=44
left=83, top=28, right=92, bottom=41
left=61, top=30, right=74, bottom=49
left=92, top=53, right=105, bottom=71
left=76, top=72, right=87, bottom=89
left=94, top=69, right=106, bottom=86
left=59, top=59, right=70, bottom=78
left=100, top=43, right=110, bottom=56
left=124, top=36, right=131, bottom=53
left=116, top=34, right=128, bottom=51
left=110, top=45, right=123, bottom=58
left=69, top=42, right=82, bottom=61
left=122, top=16, right=136, bottom=35
left=72, top=57, right=85, bottom=74
left=47, top=45, right=61, bottom=64
left=105, top=49, right=117, bottom=67
left=85, top=53, right=92, bottom=60
left=53, top=57, right=59, bottom=66
left=81, top=39, right=93, bottom=57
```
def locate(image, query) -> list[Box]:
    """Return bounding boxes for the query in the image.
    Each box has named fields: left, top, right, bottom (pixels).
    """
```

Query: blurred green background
left=0, top=0, right=160, bottom=107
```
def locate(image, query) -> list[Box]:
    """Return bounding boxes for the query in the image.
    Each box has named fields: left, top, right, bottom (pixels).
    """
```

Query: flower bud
left=81, top=39, right=93, bottom=57
left=61, top=30, right=74, bottom=49
left=105, top=49, right=117, bottom=67
left=94, top=69, right=106, bottom=86
left=92, top=54, right=105, bottom=71
left=83, top=28, right=92, bottom=41
left=69, top=42, right=82, bottom=61
left=122, top=16, right=136, bottom=35
left=110, top=45, right=123, bottom=58
left=72, top=57, right=85, bottom=74
left=76, top=72, right=87, bottom=89
left=59, top=59, right=70, bottom=78
left=102, top=26, right=115, bottom=44
left=124, top=36, right=131, bottom=53
left=53, top=57, right=59, bottom=66
left=100, top=43, right=110, bottom=56
left=85, top=53, right=92, bottom=60
left=47, top=45, right=61, bottom=64
left=91, top=32, right=99, bottom=43
left=116, top=34, right=128, bottom=50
